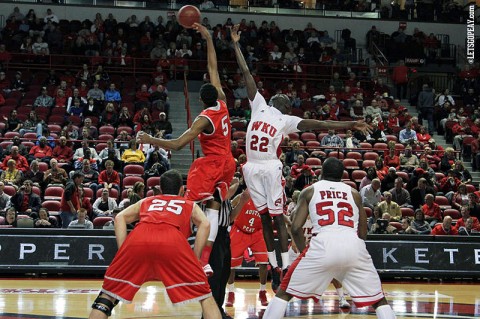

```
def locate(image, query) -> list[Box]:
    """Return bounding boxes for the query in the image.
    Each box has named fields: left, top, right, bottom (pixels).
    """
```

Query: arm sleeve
left=249, top=91, right=266, bottom=117
left=284, top=115, right=302, bottom=134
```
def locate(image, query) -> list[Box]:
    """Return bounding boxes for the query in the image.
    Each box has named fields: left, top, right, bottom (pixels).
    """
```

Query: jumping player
left=230, top=25, right=371, bottom=279
left=263, top=158, right=396, bottom=319
left=88, top=169, right=221, bottom=319
left=137, top=23, right=236, bottom=276
left=226, top=189, right=269, bottom=307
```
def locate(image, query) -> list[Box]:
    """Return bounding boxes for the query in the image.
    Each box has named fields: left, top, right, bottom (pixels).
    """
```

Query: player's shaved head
left=160, top=169, right=184, bottom=195
left=269, top=94, right=291, bottom=114
left=200, top=83, right=218, bottom=108
left=321, top=158, right=344, bottom=181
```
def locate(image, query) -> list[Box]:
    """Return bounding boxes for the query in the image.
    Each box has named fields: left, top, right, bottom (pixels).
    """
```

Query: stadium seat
left=466, top=184, right=476, bottom=193
left=343, top=158, right=360, bottom=170
left=22, top=141, right=35, bottom=149
left=32, top=186, right=41, bottom=196
left=305, top=140, right=321, bottom=148
left=99, top=126, right=116, bottom=136
left=48, top=115, right=65, bottom=125
left=17, top=217, right=34, bottom=228
left=231, top=122, right=246, bottom=131
left=395, top=143, right=405, bottom=151
left=362, top=160, right=376, bottom=168
left=396, top=171, right=409, bottom=181
left=364, top=207, right=372, bottom=217
left=146, top=176, right=161, bottom=189
left=44, top=187, right=64, bottom=200
left=435, top=196, right=451, bottom=210
left=23, top=132, right=38, bottom=140
left=342, top=170, right=349, bottom=180
left=301, top=132, right=317, bottom=142
left=123, top=176, right=144, bottom=189
left=328, top=151, right=344, bottom=159
left=3, top=185, right=16, bottom=196
left=232, top=131, right=246, bottom=140
left=47, top=124, right=62, bottom=134
left=401, top=207, right=414, bottom=217
left=363, top=152, right=379, bottom=161
left=317, top=133, right=328, bottom=142
left=346, top=152, right=362, bottom=160
left=83, top=187, right=94, bottom=200
left=386, top=135, right=398, bottom=142
left=359, top=142, right=372, bottom=150
left=0, top=216, right=4, bottom=225
left=98, top=134, right=114, bottom=141
left=117, top=126, right=133, bottom=135
left=146, top=190, right=154, bottom=197
left=288, top=132, right=300, bottom=140
left=374, top=143, right=388, bottom=151
left=310, top=151, right=326, bottom=159
left=343, top=180, right=357, bottom=190
left=389, top=221, right=403, bottom=231
left=42, top=200, right=61, bottom=214
left=0, top=141, right=12, bottom=149
left=38, top=162, right=49, bottom=172
left=124, top=164, right=144, bottom=177
left=93, top=216, right=114, bottom=229
left=95, top=143, right=107, bottom=153
left=4, top=132, right=20, bottom=139
left=443, top=209, right=461, bottom=219
left=352, top=170, right=367, bottom=183
left=96, top=188, right=119, bottom=200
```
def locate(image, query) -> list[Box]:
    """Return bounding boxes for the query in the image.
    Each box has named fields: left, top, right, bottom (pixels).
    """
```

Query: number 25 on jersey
left=316, top=201, right=354, bottom=228
left=147, top=199, right=185, bottom=215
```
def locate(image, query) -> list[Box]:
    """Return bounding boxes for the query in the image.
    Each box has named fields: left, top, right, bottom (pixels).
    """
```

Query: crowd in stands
left=0, top=5, right=479, bottom=236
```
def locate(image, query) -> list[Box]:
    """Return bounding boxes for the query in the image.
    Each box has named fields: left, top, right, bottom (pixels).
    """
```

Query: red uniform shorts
left=230, top=224, right=268, bottom=268
left=185, top=155, right=236, bottom=202
left=101, top=223, right=211, bottom=304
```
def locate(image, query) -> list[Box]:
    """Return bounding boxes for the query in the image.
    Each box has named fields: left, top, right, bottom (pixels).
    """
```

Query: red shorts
left=102, top=223, right=211, bottom=304
left=185, top=155, right=236, bottom=202
left=230, top=224, right=268, bottom=268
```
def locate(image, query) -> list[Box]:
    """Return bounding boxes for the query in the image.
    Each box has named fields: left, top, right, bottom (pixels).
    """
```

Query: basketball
left=177, top=5, right=201, bottom=29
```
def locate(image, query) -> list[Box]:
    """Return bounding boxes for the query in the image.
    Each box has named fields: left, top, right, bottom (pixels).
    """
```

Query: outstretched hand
left=230, top=24, right=241, bottom=43
left=136, top=131, right=153, bottom=144
left=192, top=22, right=210, bottom=39
left=353, top=120, right=372, bottom=135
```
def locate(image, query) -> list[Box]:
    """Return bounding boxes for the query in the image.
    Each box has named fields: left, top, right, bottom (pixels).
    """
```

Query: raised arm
left=137, top=116, right=210, bottom=151
left=230, top=24, right=257, bottom=101
left=291, top=186, right=314, bottom=253
left=298, top=119, right=371, bottom=135
left=230, top=189, right=251, bottom=221
left=193, top=23, right=226, bottom=102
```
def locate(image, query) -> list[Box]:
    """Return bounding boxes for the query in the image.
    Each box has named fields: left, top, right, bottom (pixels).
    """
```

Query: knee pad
left=91, top=294, right=119, bottom=317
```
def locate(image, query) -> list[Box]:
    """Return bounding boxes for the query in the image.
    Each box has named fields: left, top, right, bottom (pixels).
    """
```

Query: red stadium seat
left=231, top=122, right=246, bottom=131
left=305, top=157, right=322, bottom=169
left=48, top=115, right=65, bottom=125
left=288, top=132, right=300, bottom=140
left=93, top=216, right=114, bottom=229
left=23, top=132, right=38, bottom=140
left=4, top=132, right=20, bottom=139
left=359, top=142, right=372, bottom=150
left=123, top=176, right=144, bottom=189
left=305, top=140, right=321, bottom=148
left=362, top=160, right=376, bottom=168
left=342, top=170, right=349, bottom=180
left=95, top=143, right=107, bottom=153
left=3, top=185, right=16, bottom=196
left=363, top=152, right=379, bottom=161
left=328, top=151, right=344, bottom=159
left=22, top=141, right=35, bottom=149
left=117, top=126, right=133, bottom=135
left=310, top=151, right=326, bottom=159
left=389, top=221, right=403, bottom=231
left=44, top=186, right=64, bottom=200
left=343, top=180, right=357, bottom=190
left=386, top=135, right=398, bottom=142
left=0, top=216, right=4, bottom=225
left=435, top=196, right=451, bottom=210
left=373, top=143, right=388, bottom=151
left=0, top=141, right=12, bottom=149
left=466, top=184, right=476, bottom=193
left=301, top=132, right=317, bottom=142
left=352, top=170, right=367, bottom=183
left=232, top=131, right=246, bottom=140
left=42, top=200, right=61, bottom=214
left=124, top=164, right=144, bottom=177
left=346, top=152, right=362, bottom=160
left=343, top=158, right=360, bottom=170
left=396, top=171, right=409, bottom=181
left=443, top=209, right=461, bottom=219
left=99, top=126, right=116, bottom=136
left=364, top=207, right=372, bottom=217
left=146, top=176, right=161, bottom=189
left=96, top=188, right=119, bottom=200
left=38, top=162, right=49, bottom=172
left=401, top=207, right=414, bottom=217
left=98, top=134, right=114, bottom=141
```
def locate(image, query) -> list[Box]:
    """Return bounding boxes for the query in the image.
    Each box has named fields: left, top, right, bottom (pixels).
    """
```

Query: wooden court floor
left=0, top=279, right=478, bottom=318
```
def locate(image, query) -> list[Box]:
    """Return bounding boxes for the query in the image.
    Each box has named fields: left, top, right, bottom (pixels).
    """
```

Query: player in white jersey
left=264, top=158, right=396, bottom=319
left=230, top=25, right=371, bottom=284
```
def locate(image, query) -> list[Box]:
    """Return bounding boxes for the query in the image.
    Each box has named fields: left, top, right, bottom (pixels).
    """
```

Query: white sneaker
left=339, top=296, right=350, bottom=309
left=203, top=264, right=214, bottom=277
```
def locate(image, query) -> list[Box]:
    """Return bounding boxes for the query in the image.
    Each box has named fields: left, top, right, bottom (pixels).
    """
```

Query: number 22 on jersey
left=250, top=134, right=269, bottom=152
left=147, top=199, right=185, bottom=215
left=315, top=201, right=354, bottom=228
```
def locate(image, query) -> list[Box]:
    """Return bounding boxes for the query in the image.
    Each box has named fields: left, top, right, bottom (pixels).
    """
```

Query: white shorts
left=242, top=161, right=284, bottom=215
left=282, top=231, right=385, bottom=307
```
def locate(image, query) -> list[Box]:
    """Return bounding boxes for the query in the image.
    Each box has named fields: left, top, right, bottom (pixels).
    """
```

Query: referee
left=205, top=179, right=239, bottom=319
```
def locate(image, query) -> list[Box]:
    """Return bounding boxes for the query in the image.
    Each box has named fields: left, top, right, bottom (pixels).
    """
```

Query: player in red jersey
left=225, top=190, right=269, bottom=307
left=88, top=170, right=220, bottom=319
left=137, top=23, right=236, bottom=276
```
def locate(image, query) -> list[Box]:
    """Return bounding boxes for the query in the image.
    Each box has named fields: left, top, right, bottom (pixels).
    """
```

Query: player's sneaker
left=203, top=264, right=214, bottom=277
left=225, top=292, right=235, bottom=307
left=339, top=296, right=351, bottom=309
left=258, top=290, right=268, bottom=306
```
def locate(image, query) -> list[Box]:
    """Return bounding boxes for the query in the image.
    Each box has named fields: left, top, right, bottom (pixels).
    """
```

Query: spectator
left=384, top=142, right=400, bottom=169
left=144, top=152, right=167, bottom=178
left=365, top=99, right=382, bottom=121
left=451, top=183, right=469, bottom=211
left=104, top=83, right=121, bottom=103
left=28, top=136, right=52, bottom=163
left=290, top=155, right=314, bottom=179
left=411, top=178, right=436, bottom=210
left=11, top=71, right=26, bottom=92
left=43, top=8, right=59, bottom=24
left=360, top=178, right=381, bottom=209
left=366, top=121, right=387, bottom=145
left=99, top=102, right=119, bottom=127
left=0, top=159, right=22, bottom=188
left=67, top=207, right=93, bottom=229
left=4, top=207, right=17, bottom=227
left=392, top=60, right=408, bottom=99
left=43, top=158, right=68, bottom=187
left=378, top=191, right=402, bottom=221
left=293, top=166, right=315, bottom=190
left=229, top=100, right=247, bottom=125
left=416, top=126, right=431, bottom=146
left=453, top=160, right=472, bottom=184
left=359, top=166, right=377, bottom=191
left=381, top=167, right=398, bottom=192
left=399, top=122, right=418, bottom=145
left=3, top=109, right=22, bottom=134
left=23, top=160, right=44, bottom=188
left=121, top=140, right=146, bottom=164
left=20, top=110, right=44, bottom=137
left=115, top=130, right=132, bottom=152
left=421, top=193, right=442, bottom=227
left=34, top=207, right=58, bottom=228
left=2, top=146, right=29, bottom=173
left=52, top=136, right=74, bottom=167
left=439, top=170, right=461, bottom=201
left=98, top=160, right=121, bottom=192
left=399, top=145, right=420, bottom=172
left=417, top=84, right=435, bottom=135
left=0, top=181, right=11, bottom=214
left=285, top=141, right=308, bottom=166
left=87, top=81, right=105, bottom=102
left=431, top=216, right=458, bottom=235
left=72, top=159, right=100, bottom=197
left=320, top=129, right=344, bottom=154
left=92, top=188, right=118, bottom=218
left=231, top=141, right=244, bottom=160
left=32, top=36, right=50, bottom=55
left=389, top=177, right=412, bottom=208
left=440, top=147, right=455, bottom=173
left=411, top=209, right=432, bottom=234
left=153, top=112, right=173, bottom=139
left=81, top=118, right=99, bottom=139
left=458, top=217, right=480, bottom=236
left=456, top=205, right=480, bottom=232
left=10, top=179, right=41, bottom=218
left=398, top=217, right=415, bottom=234
left=33, top=87, right=54, bottom=108
left=344, top=129, right=360, bottom=149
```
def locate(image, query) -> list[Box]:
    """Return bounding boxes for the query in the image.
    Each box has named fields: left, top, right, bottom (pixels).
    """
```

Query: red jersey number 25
left=315, top=201, right=354, bottom=228
left=147, top=199, right=185, bottom=215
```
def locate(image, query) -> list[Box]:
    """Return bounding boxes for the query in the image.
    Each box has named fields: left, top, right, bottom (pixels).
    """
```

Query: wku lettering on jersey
left=250, top=121, right=278, bottom=137
left=319, top=190, right=348, bottom=201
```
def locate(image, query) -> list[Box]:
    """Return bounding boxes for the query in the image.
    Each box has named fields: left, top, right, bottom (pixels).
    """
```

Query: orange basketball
left=177, top=5, right=201, bottom=29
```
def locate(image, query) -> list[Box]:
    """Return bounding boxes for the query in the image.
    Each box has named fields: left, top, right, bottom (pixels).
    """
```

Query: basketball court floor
left=0, top=279, right=478, bottom=318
